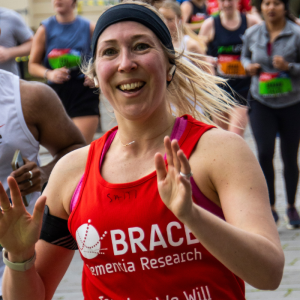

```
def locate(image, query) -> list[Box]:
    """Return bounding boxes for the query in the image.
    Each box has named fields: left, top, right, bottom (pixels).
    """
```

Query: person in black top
left=181, top=0, right=208, bottom=33
left=200, top=0, right=258, bottom=136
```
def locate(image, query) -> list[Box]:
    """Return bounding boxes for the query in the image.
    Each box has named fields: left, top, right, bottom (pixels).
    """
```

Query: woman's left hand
left=155, top=137, right=193, bottom=222
left=273, top=55, right=289, bottom=71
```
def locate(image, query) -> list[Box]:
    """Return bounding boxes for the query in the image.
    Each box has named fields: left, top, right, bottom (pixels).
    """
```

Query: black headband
left=91, top=3, right=175, bottom=62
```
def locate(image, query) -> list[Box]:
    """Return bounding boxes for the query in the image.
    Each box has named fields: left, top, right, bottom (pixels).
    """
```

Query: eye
left=135, top=43, right=150, bottom=51
left=103, top=48, right=117, bottom=56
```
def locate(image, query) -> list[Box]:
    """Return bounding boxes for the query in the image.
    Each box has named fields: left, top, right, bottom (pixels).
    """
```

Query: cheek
left=95, top=60, right=115, bottom=90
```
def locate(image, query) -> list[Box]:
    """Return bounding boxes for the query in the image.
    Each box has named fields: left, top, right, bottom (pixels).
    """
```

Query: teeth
left=119, top=82, right=144, bottom=91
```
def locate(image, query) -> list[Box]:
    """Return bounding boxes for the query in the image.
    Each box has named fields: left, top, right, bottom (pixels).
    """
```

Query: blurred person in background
left=241, top=0, right=300, bottom=228
left=251, top=0, right=300, bottom=24
left=181, top=0, right=208, bottom=33
left=28, top=0, right=99, bottom=144
left=0, top=7, right=33, bottom=76
left=200, top=0, right=258, bottom=136
left=160, top=1, right=207, bottom=54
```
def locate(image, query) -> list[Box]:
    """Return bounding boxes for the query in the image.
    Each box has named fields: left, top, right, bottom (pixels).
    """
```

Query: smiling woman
left=0, top=1, right=284, bottom=300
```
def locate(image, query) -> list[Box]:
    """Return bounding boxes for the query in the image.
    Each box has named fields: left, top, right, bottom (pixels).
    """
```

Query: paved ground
left=39, top=106, right=300, bottom=300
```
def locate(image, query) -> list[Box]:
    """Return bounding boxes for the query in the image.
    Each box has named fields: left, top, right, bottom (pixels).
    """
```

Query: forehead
left=97, top=21, right=160, bottom=45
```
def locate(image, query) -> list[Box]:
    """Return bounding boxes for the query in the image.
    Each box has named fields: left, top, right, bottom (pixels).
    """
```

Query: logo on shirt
left=76, top=219, right=108, bottom=259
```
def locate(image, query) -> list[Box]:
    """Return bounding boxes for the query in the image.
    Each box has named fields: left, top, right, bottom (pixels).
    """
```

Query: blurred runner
left=0, top=7, right=33, bottom=76
left=241, top=0, right=300, bottom=228
left=160, top=1, right=206, bottom=54
left=181, top=0, right=208, bottom=33
left=28, top=0, right=99, bottom=144
left=200, top=0, right=258, bottom=136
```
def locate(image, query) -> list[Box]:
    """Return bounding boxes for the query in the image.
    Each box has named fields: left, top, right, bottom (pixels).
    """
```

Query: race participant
left=241, top=0, right=300, bottom=228
left=28, top=0, right=99, bottom=144
left=251, top=0, right=300, bottom=24
left=0, top=69, right=85, bottom=299
left=207, top=0, right=253, bottom=16
left=0, top=7, right=33, bottom=76
left=1, top=2, right=284, bottom=300
left=200, top=0, right=258, bottom=136
left=159, top=1, right=206, bottom=54
left=181, top=0, right=208, bottom=33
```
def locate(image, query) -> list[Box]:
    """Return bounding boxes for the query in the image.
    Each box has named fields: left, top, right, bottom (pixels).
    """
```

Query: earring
left=168, top=65, right=176, bottom=80
left=94, top=77, right=99, bottom=87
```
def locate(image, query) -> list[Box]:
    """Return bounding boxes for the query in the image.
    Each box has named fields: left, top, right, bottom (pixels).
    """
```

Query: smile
left=118, top=82, right=145, bottom=92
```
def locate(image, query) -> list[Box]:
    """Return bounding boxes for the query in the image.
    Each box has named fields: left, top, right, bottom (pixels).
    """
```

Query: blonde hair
left=159, top=0, right=207, bottom=53
left=83, top=0, right=238, bottom=125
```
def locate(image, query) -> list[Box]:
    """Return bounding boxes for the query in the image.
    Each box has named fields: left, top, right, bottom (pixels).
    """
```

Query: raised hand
left=0, top=177, right=46, bottom=259
left=155, top=137, right=193, bottom=222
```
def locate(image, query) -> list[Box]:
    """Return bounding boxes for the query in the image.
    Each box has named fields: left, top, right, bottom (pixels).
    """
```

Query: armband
left=40, top=205, right=78, bottom=250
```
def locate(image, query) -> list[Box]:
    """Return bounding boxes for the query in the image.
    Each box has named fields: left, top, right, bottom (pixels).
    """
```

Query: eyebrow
left=101, top=34, right=153, bottom=44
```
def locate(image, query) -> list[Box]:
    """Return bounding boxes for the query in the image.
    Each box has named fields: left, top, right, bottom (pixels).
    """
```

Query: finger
left=14, top=168, right=37, bottom=184
left=32, top=195, right=47, bottom=226
left=171, top=140, right=181, bottom=172
left=0, top=181, right=11, bottom=211
left=19, top=178, right=42, bottom=195
left=177, top=149, right=192, bottom=176
left=6, top=177, right=24, bottom=208
left=155, top=153, right=167, bottom=182
left=11, top=162, right=35, bottom=179
left=164, top=136, right=174, bottom=167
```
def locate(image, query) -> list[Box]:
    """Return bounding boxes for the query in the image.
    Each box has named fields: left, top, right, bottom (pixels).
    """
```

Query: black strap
left=39, top=205, right=78, bottom=250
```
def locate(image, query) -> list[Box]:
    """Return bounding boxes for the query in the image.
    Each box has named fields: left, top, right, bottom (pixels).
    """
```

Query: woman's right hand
left=0, top=177, right=46, bottom=260
left=246, top=63, right=261, bottom=76
left=46, top=67, right=70, bottom=84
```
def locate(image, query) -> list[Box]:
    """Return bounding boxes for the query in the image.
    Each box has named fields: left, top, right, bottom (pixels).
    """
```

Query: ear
left=167, top=65, right=176, bottom=81
left=94, top=77, right=99, bottom=88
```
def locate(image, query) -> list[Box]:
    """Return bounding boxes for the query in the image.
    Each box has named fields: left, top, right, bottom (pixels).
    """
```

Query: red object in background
left=206, top=0, right=252, bottom=16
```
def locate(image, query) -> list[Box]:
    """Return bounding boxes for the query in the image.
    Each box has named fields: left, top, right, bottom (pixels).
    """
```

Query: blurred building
left=0, top=0, right=118, bottom=30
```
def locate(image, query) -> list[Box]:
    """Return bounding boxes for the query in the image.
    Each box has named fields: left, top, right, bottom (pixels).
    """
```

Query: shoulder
left=287, top=20, right=300, bottom=35
left=192, top=128, right=254, bottom=169
left=44, top=145, right=90, bottom=217
left=20, top=80, right=65, bottom=123
left=41, top=16, right=55, bottom=27
left=20, top=80, right=59, bottom=108
left=1, top=7, right=23, bottom=21
left=181, top=1, right=192, bottom=9
left=246, top=13, right=260, bottom=27
left=76, top=15, right=90, bottom=27
left=181, top=1, right=193, bottom=14
left=201, top=16, right=214, bottom=29
left=244, top=22, right=262, bottom=40
left=199, top=17, right=214, bottom=37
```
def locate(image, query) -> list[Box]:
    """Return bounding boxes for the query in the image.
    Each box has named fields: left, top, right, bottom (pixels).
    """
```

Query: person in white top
left=0, top=69, right=85, bottom=297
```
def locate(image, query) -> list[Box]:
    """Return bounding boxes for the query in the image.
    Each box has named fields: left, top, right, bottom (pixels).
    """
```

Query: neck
left=220, top=10, right=239, bottom=22
left=266, top=18, right=286, bottom=32
left=114, top=105, right=176, bottom=155
left=56, top=10, right=75, bottom=23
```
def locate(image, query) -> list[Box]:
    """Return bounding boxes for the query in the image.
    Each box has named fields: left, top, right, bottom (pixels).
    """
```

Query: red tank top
left=68, top=115, right=245, bottom=300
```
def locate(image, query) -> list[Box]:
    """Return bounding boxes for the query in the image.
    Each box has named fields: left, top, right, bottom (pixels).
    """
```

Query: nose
left=118, top=49, right=137, bottom=73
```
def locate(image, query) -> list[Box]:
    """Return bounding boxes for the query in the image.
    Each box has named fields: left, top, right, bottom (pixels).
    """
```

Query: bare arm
left=198, top=17, right=214, bottom=48
left=0, top=38, right=32, bottom=63
left=155, top=131, right=284, bottom=290
left=28, top=26, right=48, bottom=79
left=28, top=26, right=69, bottom=83
left=10, top=81, right=86, bottom=196
left=2, top=146, right=89, bottom=300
